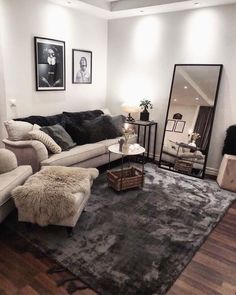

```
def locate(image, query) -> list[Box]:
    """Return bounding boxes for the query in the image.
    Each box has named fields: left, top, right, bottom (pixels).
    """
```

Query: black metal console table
left=126, top=120, right=158, bottom=162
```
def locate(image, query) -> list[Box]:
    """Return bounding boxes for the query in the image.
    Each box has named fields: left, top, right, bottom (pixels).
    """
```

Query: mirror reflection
left=160, top=64, right=223, bottom=178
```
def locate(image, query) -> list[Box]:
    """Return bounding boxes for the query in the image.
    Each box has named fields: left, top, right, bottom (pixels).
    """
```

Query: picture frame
left=166, top=119, right=176, bottom=132
left=34, top=37, right=65, bottom=91
left=174, top=120, right=186, bottom=133
left=72, top=49, right=92, bottom=84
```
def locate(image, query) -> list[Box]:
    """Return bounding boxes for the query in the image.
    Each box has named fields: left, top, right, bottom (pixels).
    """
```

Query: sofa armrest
left=3, top=139, right=48, bottom=173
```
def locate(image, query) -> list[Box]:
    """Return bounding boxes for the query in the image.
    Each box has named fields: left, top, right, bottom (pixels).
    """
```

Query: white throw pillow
left=4, top=120, right=33, bottom=141
left=28, top=130, right=62, bottom=154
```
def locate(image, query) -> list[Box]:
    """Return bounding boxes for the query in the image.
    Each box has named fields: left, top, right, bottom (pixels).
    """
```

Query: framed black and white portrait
left=174, top=120, right=186, bottom=133
left=72, top=49, right=92, bottom=84
left=166, top=119, right=176, bottom=132
left=34, top=37, right=65, bottom=91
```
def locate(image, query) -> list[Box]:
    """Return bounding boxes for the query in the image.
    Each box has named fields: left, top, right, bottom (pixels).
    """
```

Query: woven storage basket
left=174, top=160, right=193, bottom=174
left=107, top=166, right=143, bottom=191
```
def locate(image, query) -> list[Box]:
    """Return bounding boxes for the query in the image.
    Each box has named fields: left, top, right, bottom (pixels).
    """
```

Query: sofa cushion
left=62, top=110, right=104, bottom=125
left=83, top=115, right=120, bottom=143
left=41, top=143, right=105, bottom=167
left=0, top=165, right=32, bottom=207
left=14, top=114, right=64, bottom=126
left=0, top=149, right=17, bottom=174
left=28, top=130, right=62, bottom=154
left=109, top=115, right=126, bottom=136
left=4, top=120, right=33, bottom=141
left=40, top=124, right=76, bottom=151
left=64, top=123, right=88, bottom=146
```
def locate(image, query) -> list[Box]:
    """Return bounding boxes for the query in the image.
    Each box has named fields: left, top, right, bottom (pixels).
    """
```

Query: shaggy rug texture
left=12, top=166, right=99, bottom=226
left=6, top=164, right=236, bottom=295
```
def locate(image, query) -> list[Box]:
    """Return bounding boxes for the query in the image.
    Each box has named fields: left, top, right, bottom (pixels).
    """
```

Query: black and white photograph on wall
left=166, top=119, right=176, bottom=132
left=174, top=120, right=186, bottom=133
left=72, top=49, right=92, bottom=84
left=34, top=37, right=65, bottom=91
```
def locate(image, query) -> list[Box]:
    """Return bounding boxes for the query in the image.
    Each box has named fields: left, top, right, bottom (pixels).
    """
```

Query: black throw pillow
left=62, top=110, right=104, bottom=125
left=40, top=124, right=76, bottom=151
left=64, top=123, right=89, bottom=146
left=82, top=115, right=121, bottom=143
left=222, top=125, right=236, bottom=155
left=15, top=114, right=63, bottom=126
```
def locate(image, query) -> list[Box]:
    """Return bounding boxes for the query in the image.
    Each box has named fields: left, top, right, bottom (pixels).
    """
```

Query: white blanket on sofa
left=12, top=166, right=99, bottom=226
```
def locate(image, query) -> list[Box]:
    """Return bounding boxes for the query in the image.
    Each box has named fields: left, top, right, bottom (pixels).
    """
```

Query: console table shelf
left=126, top=120, right=158, bottom=162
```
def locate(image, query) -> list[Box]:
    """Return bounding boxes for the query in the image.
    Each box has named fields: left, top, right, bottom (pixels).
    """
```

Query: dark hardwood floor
left=0, top=202, right=235, bottom=295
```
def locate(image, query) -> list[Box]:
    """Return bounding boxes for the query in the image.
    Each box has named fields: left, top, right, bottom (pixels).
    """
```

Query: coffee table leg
left=142, top=152, right=144, bottom=187
left=108, top=151, right=111, bottom=169
left=121, top=155, right=124, bottom=191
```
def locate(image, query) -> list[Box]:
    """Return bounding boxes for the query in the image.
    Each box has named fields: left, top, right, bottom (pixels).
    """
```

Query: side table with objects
left=107, top=143, right=145, bottom=191
left=125, top=120, right=158, bottom=162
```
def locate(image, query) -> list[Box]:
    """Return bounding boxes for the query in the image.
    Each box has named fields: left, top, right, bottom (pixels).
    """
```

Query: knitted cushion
left=28, top=130, right=62, bottom=154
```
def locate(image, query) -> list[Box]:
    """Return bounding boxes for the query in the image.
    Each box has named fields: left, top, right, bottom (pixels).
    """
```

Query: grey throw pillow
left=40, top=124, right=76, bottom=151
left=110, top=115, right=126, bottom=136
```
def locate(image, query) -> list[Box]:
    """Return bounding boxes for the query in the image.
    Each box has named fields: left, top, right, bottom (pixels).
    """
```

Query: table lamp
left=121, top=103, right=139, bottom=122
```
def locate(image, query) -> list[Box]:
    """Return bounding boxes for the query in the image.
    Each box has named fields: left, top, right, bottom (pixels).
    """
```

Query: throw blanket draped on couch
left=12, top=166, right=99, bottom=226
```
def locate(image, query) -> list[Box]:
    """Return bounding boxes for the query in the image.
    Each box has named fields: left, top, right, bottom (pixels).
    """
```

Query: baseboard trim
left=150, top=153, right=218, bottom=177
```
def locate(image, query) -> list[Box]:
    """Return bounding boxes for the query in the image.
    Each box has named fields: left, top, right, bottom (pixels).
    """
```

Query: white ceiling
left=171, top=66, right=221, bottom=106
left=50, top=0, right=236, bottom=19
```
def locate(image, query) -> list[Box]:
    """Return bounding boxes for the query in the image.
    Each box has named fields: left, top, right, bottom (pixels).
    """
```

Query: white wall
left=1, top=0, right=107, bottom=120
left=165, top=104, right=198, bottom=144
left=107, top=4, right=236, bottom=172
left=0, top=1, right=7, bottom=146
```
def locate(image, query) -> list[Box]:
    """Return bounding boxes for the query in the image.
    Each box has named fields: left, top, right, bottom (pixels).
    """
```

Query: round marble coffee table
left=107, top=143, right=145, bottom=191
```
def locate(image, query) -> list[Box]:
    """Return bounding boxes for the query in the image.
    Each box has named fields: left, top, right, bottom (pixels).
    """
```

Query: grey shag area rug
left=5, top=164, right=236, bottom=295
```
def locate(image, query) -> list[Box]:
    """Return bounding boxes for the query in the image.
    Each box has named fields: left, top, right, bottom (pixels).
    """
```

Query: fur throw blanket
left=12, top=166, right=99, bottom=226
left=222, top=125, right=236, bottom=155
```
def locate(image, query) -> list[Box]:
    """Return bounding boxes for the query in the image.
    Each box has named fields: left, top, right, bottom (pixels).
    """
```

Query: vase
left=189, top=140, right=196, bottom=147
left=140, top=110, right=149, bottom=121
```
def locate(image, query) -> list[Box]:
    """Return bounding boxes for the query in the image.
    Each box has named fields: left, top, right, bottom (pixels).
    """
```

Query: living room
left=0, top=0, right=236, bottom=294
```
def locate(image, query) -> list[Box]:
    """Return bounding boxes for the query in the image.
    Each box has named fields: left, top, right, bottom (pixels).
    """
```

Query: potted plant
left=139, top=99, right=153, bottom=121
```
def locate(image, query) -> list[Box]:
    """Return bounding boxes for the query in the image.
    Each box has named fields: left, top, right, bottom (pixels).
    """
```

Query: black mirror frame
left=159, top=64, right=223, bottom=179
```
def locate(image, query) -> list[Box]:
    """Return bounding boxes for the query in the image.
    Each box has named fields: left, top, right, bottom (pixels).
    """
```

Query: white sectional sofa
left=3, top=110, right=137, bottom=173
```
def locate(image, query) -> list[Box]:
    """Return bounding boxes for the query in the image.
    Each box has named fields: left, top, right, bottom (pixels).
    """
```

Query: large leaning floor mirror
left=159, top=64, right=223, bottom=178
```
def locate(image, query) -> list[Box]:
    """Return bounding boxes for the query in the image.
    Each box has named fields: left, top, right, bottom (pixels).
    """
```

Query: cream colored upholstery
left=217, top=154, right=236, bottom=192
left=16, top=167, right=94, bottom=231
left=41, top=143, right=105, bottom=167
left=0, top=148, right=32, bottom=223
left=3, top=133, right=138, bottom=172
left=3, top=139, right=48, bottom=172
left=0, top=148, right=17, bottom=173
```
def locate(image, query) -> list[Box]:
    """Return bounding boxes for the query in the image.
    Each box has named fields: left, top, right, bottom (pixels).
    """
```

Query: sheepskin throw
left=12, top=166, right=99, bottom=226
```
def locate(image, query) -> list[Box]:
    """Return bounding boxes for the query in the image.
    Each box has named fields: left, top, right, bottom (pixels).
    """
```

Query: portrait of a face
left=72, top=49, right=92, bottom=84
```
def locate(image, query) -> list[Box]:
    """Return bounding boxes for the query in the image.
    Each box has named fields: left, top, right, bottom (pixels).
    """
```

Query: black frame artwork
left=159, top=64, right=223, bottom=179
left=166, top=119, right=176, bottom=132
left=34, top=37, right=65, bottom=91
left=174, top=120, right=186, bottom=133
left=72, top=49, right=92, bottom=84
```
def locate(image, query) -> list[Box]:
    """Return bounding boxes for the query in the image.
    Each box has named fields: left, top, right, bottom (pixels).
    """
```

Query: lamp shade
left=121, top=103, right=139, bottom=113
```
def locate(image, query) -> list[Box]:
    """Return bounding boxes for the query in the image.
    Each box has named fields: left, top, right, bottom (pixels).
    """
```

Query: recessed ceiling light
left=184, top=86, right=188, bottom=89
left=195, top=97, right=200, bottom=100
left=174, top=99, right=177, bottom=102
